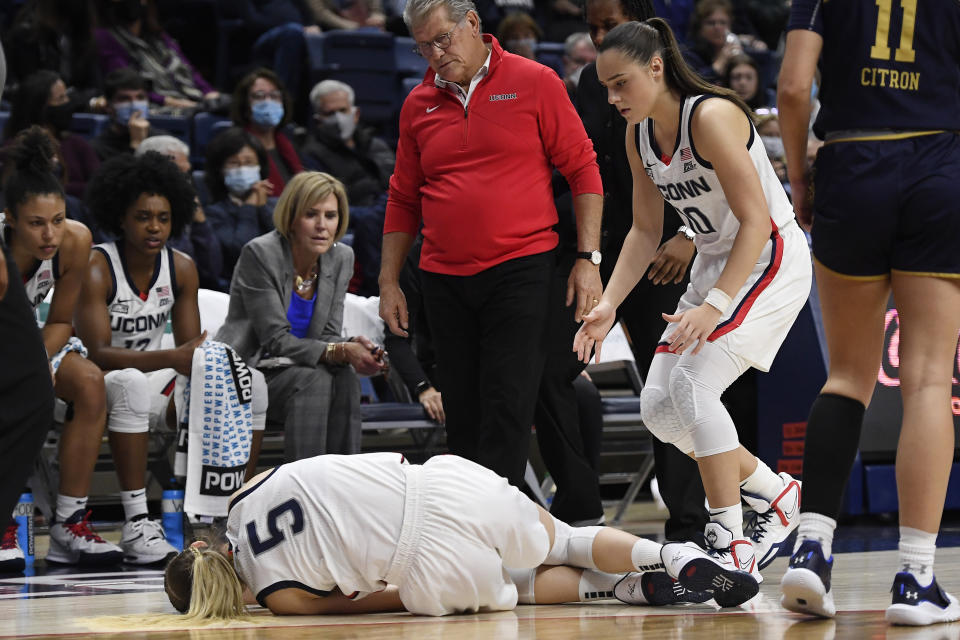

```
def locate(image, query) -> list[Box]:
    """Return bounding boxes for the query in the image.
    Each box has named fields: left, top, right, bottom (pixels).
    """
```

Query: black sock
left=800, top=393, right=866, bottom=520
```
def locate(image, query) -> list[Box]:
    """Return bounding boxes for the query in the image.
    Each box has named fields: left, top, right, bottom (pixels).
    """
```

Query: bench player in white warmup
left=574, top=18, right=812, bottom=597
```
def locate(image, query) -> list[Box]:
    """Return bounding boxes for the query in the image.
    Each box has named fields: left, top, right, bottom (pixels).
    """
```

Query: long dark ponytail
left=598, top=18, right=753, bottom=119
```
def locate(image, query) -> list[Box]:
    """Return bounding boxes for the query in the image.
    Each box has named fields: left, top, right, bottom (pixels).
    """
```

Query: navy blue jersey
left=788, top=0, right=960, bottom=136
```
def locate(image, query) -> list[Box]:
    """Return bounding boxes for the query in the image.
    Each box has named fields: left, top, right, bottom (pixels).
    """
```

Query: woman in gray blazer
left=216, top=172, right=387, bottom=462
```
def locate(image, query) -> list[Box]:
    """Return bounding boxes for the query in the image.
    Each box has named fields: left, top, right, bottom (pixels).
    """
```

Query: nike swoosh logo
left=130, top=491, right=145, bottom=498
left=426, top=105, right=440, bottom=113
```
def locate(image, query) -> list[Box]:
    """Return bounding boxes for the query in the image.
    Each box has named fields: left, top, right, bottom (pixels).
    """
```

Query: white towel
left=174, top=340, right=255, bottom=517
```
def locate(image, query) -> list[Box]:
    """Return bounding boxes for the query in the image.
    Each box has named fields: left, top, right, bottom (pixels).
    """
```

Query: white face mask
left=322, top=109, right=357, bottom=141
left=761, top=135, right=785, bottom=159
left=224, top=165, right=261, bottom=196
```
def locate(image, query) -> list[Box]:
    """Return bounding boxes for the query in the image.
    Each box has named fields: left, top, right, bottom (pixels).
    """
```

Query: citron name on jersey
left=656, top=176, right=713, bottom=203
left=860, top=66, right=920, bottom=91
left=111, top=310, right=170, bottom=334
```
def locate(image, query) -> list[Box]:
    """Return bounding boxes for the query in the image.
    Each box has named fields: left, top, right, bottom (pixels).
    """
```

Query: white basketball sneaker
left=744, top=472, right=802, bottom=570
left=0, top=520, right=25, bottom=573
left=613, top=571, right=712, bottom=606
left=661, top=524, right=760, bottom=608
left=47, top=510, right=124, bottom=566
left=120, top=514, right=179, bottom=564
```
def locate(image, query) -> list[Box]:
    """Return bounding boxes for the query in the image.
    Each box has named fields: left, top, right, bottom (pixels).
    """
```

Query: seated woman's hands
left=341, top=336, right=389, bottom=376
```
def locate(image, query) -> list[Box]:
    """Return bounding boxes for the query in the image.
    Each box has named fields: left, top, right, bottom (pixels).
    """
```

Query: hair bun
left=9, top=126, right=57, bottom=176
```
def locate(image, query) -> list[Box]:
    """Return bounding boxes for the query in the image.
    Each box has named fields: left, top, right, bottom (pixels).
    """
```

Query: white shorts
left=385, top=455, right=550, bottom=616
left=661, top=220, right=812, bottom=371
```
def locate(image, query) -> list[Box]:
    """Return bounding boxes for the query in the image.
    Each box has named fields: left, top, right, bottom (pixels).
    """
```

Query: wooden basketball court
left=3, top=510, right=959, bottom=640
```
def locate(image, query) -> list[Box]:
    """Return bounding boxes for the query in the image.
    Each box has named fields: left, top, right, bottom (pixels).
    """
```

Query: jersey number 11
left=871, top=0, right=917, bottom=63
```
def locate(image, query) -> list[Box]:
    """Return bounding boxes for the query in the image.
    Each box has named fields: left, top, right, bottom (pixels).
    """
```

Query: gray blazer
left=215, top=230, right=354, bottom=367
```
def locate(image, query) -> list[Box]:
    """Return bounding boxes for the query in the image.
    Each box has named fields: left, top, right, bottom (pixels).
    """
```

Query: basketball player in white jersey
left=1, top=127, right=123, bottom=566
left=574, top=19, right=812, bottom=587
left=76, top=151, right=265, bottom=564
left=163, top=452, right=769, bottom=620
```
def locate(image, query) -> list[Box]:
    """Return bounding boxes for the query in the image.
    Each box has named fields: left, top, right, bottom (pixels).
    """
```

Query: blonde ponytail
left=183, top=546, right=248, bottom=621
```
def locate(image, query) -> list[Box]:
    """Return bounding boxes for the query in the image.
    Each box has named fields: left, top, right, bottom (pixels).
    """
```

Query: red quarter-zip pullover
left=384, top=35, right=603, bottom=276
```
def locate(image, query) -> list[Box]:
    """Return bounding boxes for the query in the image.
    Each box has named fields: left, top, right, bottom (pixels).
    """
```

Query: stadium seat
left=192, top=170, right=210, bottom=206
left=0, top=111, right=9, bottom=141
left=69, top=113, right=110, bottom=140
left=192, top=112, right=232, bottom=168
left=394, top=37, right=429, bottom=76
left=147, top=114, right=192, bottom=146
left=401, top=76, right=422, bottom=99
left=535, top=41, right=565, bottom=77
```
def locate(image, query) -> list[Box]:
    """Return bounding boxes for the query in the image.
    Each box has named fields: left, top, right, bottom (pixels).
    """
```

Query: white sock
left=898, top=526, right=937, bottom=585
left=709, top=503, right=744, bottom=540
left=631, top=538, right=664, bottom=572
left=120, top=489, right=149, bottom=521
left=579, top=569, right=620, bottom=601
left=55, top=495, right=88, bottom=523
left=740, top=458, right=784, bottom=503
left=794, top=512, right=836, bottom=558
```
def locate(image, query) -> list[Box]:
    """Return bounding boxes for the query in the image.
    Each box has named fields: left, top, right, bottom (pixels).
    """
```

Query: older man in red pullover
left=379, top=0, right=604, bottom=490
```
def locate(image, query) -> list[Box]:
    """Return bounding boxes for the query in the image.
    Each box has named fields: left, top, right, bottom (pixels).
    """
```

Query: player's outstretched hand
left=573, top=300, right=616, bottom=364
left=173, top=331, right=208, bottom=375
left=662, top=304, right=721, bottom=356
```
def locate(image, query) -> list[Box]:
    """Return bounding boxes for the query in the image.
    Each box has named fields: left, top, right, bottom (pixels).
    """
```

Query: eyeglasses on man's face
left=413, top=18, right=466, bottom=57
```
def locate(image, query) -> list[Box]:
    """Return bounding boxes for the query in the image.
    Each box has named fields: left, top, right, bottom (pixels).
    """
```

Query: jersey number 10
left=871, top=0, right=917, bottom=63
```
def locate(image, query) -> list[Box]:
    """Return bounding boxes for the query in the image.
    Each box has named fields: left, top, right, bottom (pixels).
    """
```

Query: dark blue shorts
left=811, top=132, right=960, bottom=278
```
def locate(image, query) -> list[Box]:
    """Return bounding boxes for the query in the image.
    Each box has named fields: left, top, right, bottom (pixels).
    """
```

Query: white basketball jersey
left=1, top=223, right=58, bottom=311
left=635, top=95, right=795, bottom=257
left=94, top=241, right=176, bottom=351
left=226, top=453, right=407, bottom=606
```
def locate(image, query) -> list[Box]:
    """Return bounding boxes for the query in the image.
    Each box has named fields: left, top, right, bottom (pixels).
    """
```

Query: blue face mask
left=114, top=100, right=150, bottom=125
left=251, top=100, right=284, bottom=128
left=224, top=165, right=262, bottom=196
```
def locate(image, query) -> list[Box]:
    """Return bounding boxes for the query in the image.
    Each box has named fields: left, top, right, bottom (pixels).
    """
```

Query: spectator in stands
left=2, top=127, right=123, bottom=567
left=92, top=68, right=165, bottom=161
left=93, top=0, right=222, bottom=111
left=755, top=111, right=787, bottom=188
left=203, top=127, right=276, bottom=289
left=231, top=68, right=303, bottom=198
left=497, top=11, right=541, bottom=59
left=301, top=80, right=395, bottom=207
left=723, top=53, right=769, bottom=111
left=4, top=0, right=102, bottom=103
left=306, top=0, right=387, bottom=30
left=75, top=151, right=203, bottom=565
left=135, top=136, right=223, bottom=290
left=685, top=0, right=765, bottom=84
left=381, top=0, right=603, bottom=499
left=544, top=0, right=586, bottom=43
left=2, top=70, right=100, bottom=199
left=562, top=32, right=595, bottom=97
left=218, top=0, right=321, bottom=107
left=216, top=172, right=388, bottom=462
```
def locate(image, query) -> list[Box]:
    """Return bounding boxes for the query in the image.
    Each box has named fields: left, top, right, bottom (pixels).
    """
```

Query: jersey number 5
left=871, top=0, right=917, bottom=63
left=246, top=498, right=305, bottom=556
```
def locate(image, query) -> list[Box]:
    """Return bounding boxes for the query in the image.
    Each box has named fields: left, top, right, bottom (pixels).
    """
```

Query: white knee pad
left=668, top=365, right=739, bottom=457
left=250, top=368, right=268, bottom=431
left=544, top=517, right=600, bottom=569
left=640, top=384, right=689, bottom=446
left=506, top=568, right=537, bottom=604
left=104, top=368, right=150, bottom=433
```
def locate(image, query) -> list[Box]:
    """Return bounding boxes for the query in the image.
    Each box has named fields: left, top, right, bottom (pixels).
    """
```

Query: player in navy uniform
left=76, top=152, right=208, bottom=564
left=575, top=18, right=812, bottom=595
left=778, top=0, right=960, bottom=626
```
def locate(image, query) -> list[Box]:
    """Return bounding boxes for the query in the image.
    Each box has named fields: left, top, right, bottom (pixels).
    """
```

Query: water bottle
left=13, top=493, right=34, bottom=566
left=161, top=488, right=185, bottom=551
